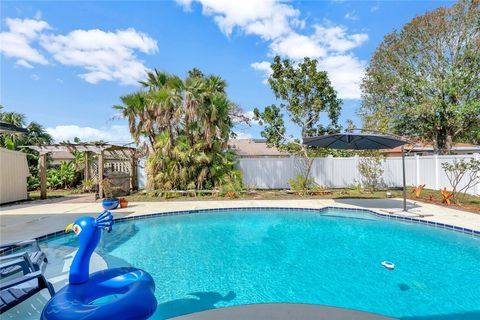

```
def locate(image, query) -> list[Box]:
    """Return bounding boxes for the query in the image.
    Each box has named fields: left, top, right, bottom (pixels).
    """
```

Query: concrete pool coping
left=171, top=303, right=396, bottom=320
left=1, top=198, right=479, bottom=245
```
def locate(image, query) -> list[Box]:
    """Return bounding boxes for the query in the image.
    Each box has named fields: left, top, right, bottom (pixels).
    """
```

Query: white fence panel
left=136, top=154, right=479, bottom=195
left=237, top=157, right=297, bottom=189
left=238, top=154, right=479, bottom=195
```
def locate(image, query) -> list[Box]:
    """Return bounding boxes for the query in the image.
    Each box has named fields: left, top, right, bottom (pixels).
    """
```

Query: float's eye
left=73, top=224, right=82, bottom=235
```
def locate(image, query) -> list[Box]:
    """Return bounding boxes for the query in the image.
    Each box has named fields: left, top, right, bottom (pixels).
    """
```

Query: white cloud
left=270, top=32, right=326, bottom=59
left=371, top=4, right=380, bottom=12
left=176, top=0, right=299, bottom=40
left=30, top=74, right=39, bottom=81
left=243, top=110, right=260, bottom=125
left=0, top=18, right=50, bottom=65
left=344, top=11, right=358, bottom=21
left=254, top=24, right=368, bottom=100
left=312, top=25, right=368, bottom=53
left=40, top=28, right=158, bottom=85
left=46, top=125, right=133, bottom=143
left=177, top=1, right=368, bottom=99
left=250, top=61, right=272, bottom=84
left=34, top=11, right=42, bottom=20
left=16, top=59, right=33, bottom=68
left=176, top=0, right=193, bottom=10
left=1, top=17, right=158, bottom=85
left=318, top=54, right=365, bottom=100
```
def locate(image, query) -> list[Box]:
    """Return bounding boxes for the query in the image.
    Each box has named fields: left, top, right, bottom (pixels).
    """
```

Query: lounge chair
left=0, top=240, right=48, bottom=278
left=0, top=252, right=55, bottom=313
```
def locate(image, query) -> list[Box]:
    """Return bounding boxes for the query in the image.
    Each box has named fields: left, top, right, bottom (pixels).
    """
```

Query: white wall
left=0, top=148, right=30, bottom=204
left=238, top=154, right=480, bottom=195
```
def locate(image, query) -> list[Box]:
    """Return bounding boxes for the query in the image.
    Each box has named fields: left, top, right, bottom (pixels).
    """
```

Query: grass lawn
left=28, top=189, right=83, bottom=200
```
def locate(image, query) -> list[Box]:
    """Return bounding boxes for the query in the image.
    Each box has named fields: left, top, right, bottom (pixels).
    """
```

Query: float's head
left=65, top=211, right=113, bottom=244
left=65, top=211, right=113, bottom=284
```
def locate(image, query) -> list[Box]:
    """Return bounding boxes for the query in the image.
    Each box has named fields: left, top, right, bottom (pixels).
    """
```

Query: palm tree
left=117, top=68, right=244, bottom=192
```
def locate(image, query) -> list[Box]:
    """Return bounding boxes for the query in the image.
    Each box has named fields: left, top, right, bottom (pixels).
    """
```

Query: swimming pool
left=16, top=208, right=480, bottom=319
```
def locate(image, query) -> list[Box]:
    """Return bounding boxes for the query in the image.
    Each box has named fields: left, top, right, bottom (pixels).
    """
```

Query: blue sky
left=1, top=0, right=452, bottom=143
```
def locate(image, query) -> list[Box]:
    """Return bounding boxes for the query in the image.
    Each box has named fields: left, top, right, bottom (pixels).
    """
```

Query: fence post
left=475, top=153, right=480, bottom=196
left=434, top=154, right=439, bottom=190
left=327, top=155, right=333, bottom=188
left=415, top=154, right=420, bottom=186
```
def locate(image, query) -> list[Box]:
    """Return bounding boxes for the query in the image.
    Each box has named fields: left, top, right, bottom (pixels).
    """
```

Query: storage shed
left=0, top=148, right=30, bottom=204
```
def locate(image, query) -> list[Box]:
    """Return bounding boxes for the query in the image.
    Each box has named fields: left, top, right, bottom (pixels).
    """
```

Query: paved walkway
left=1, top=197, right=479, bottom=245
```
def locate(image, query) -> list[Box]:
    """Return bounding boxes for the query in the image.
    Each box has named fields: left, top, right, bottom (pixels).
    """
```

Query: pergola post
left=129, top=151, right=136, bottom=193
left=84, top=151, right=90, bottom=182
left=98, top=150, right=104, bottom=198
left=39, top=153, right=47, bottom=200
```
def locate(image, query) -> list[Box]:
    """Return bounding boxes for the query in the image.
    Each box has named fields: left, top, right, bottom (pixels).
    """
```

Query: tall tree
left=360, top=0, right=480, bottom=154
left=253, top=56, right=342, bottom=179
left=255, top=56, right=341, bottom=148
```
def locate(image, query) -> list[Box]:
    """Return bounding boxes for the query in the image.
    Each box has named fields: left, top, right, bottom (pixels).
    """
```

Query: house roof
left=228, top=139, right=288, bottom=157
left=0, top=122, right=28, bottom=134
left=384, top=142, right=480, bottom=153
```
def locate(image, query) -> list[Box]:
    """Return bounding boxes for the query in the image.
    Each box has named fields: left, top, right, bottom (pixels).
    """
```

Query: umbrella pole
left=402, top=145, right=407, bottom=212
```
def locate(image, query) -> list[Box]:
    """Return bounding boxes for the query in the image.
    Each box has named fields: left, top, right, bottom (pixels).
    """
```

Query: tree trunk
left=432, top=135, right=439, bottom=155
left=445, top=134, right=453, bottom=155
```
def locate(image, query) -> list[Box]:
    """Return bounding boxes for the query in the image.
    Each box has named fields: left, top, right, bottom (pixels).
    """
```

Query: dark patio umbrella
left=303, top=133, right=410, bottom=212
left=0, top=122, right=28, bottom=134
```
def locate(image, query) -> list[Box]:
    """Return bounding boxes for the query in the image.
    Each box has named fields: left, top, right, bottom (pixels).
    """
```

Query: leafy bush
left=27, top=176, right=40, bottom=191
left=47, top=168, right=62, bottom=189
left=358, top=156, right=385, bottom=192
left=82, top=178, right=96, bottom=193
left=46, top=161, right=77, bottom=189
left=288, top=175, right=316, bottom=196
left=59, top=161, right=76, bottom=188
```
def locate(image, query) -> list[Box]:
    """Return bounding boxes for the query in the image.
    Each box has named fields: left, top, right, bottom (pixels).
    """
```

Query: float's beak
left=65, top=223, right=74, bottom=233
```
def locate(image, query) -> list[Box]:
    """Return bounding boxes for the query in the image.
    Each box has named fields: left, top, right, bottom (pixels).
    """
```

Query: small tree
left=357, top=156, right=385, bottom=192
left=442, top=158, right=480, bottom=202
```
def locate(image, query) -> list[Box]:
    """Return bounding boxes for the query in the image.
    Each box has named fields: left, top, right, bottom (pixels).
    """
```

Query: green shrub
left=46, top=161, right=77, bottom=189
left=27, top=176, right=40, bottom=191
left=288, top=175, right=316, bottom=196
left=82, top=178, right=96, bottom=193
left=47, top=168, right=62, bottom=189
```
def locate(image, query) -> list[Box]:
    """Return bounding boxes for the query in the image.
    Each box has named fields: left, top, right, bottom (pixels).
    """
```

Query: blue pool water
left=45, top=208, right=480, bottom=319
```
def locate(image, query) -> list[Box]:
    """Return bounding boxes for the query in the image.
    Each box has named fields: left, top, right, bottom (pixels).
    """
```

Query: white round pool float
left=381, top=261, right=395, bottom=270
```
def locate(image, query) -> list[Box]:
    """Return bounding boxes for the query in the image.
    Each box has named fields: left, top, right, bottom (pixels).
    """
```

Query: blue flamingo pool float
left=41, top=211, right=157, bottom=320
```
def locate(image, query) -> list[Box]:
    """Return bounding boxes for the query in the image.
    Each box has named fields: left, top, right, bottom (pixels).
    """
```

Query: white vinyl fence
left=238, top=154, right=480, bottom=195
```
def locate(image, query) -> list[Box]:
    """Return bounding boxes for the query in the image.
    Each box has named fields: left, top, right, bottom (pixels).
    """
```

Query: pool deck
left=1, top=197, right=479, bottom=245
left=171, top=303, right=396, bottom=320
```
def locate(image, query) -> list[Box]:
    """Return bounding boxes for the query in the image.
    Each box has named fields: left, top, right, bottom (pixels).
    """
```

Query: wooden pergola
left=23, top=143, right=137, bottom=199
